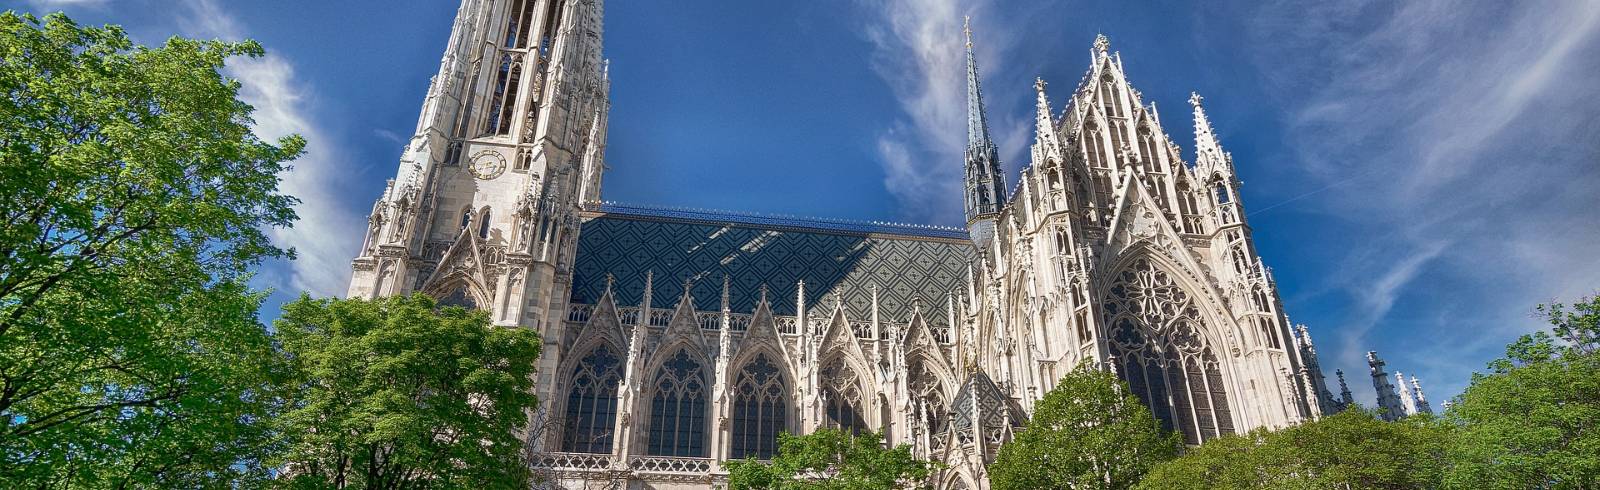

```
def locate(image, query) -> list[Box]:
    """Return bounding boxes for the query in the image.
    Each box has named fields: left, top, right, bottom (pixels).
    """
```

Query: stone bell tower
left=347, top=0, right=610, bottom=411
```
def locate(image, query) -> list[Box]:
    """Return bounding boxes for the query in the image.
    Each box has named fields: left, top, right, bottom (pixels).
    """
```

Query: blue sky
left=12, top=0, right=1600, bottom=407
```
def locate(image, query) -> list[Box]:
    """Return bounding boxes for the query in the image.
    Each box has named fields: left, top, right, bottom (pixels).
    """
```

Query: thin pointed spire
left=1336, top=369, right=1355, bottom=407
left=964, top=16, right=993, bottom=152
left=1190, top=91, right=1227, bottom=171
left=720, top=274, right=731, bottom=312
left=961, top=17, right=1006, bottom=246
left=1033, top=77, right=1060, bottom=151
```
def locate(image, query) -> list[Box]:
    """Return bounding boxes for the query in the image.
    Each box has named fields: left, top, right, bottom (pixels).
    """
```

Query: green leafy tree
left=1441, top=294, right=1600, bottom=489
left=272, top=294, right=542, bottom=489
left=725, top=429, right=935, bottom=489
left=1138, top=409, right=1449, bottom=489
left=0, top=11, right=300, bottom=487
left=989, top=363, right=1179, bottom=490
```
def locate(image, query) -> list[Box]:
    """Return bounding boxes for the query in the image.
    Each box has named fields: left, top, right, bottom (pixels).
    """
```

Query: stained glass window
left=1104, top=257, right=1235, bottom=444
left=647, top=350, right=708, bottom=457
left=562, top=344, right=622, bottom=453
left=820, top=359, right=865, bottom=435
left=730, top=353, right=786, bottom=459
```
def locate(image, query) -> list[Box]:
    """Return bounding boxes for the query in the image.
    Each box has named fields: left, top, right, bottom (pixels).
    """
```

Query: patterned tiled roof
left=571, top=204, right=975, bottom=325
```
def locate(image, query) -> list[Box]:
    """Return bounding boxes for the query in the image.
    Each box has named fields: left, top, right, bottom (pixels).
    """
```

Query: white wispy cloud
left=373, top=128, right=405, bottom=145
left=179, top=0, right=363, bottom=297
left=857, top=0, right=1035, bottom=225
left=1241, top=0, right=1600, bottom=401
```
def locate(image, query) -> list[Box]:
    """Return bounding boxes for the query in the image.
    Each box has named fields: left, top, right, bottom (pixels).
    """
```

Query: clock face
left=468, top=151, right=507, bottom=180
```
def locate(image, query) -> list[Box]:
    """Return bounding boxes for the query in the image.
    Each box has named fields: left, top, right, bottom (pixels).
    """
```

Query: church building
left=345, top=1, right=1340, bottom=487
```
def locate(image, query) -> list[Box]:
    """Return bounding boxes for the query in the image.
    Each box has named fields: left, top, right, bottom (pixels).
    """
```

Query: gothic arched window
left=436, top=284, right=478, bottom=310
left=1105, top=257, right=1234, bottom=445
left=731, top=353, right=787, bottom=460
left=907, top=356, right=948, bottom=437
left=562, top=344, right=622, bottom=453
left=478, top=207, right=492, bottom=239
left=820, top=359, right=865, bottom=435
left=647, top=349, right=708, bottom=457
left=459, top=206, right=473, bottom=232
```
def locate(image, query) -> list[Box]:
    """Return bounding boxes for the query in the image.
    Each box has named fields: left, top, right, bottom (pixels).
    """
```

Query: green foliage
left=989, top=363, right=1179, bottom=490
left=272, top=294, right=542, bottom=489
left=1440, top=294, right=1600, bottom=489
left=0, top=11, right=300, bottom=487
left=1138, top=410, right=1449, bottom=489
left=725, top=429, right=935, bottom=490
left=1138, top=294, right=1600, bottom=490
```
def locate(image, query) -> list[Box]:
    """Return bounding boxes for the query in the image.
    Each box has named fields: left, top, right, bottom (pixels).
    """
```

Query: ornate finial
left=721, top=274, right=731, bottom=311
left=759, top=283, right=769, bottom=304
left=1188, top=91, right=1204, bottom=108
left=1034, top=77, right=1047, bottom=92
left=963, top=16, right=972, bottom=48
left=604, top=273, right=615, bottom=292
left=1093, top=33, right=1110, bottom=54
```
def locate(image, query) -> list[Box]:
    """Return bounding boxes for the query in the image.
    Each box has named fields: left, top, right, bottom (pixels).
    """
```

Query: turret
left=1295, top=325, right=1336, bottom=413
left=1368, top=351, right=1407, bottom=421
left=1336, top=369, right=1355, bottom=409
left=961, top=18, right=1006, bottom=247
left=1410, top=377, right=1433, bottom=415
left=1190, top=92, right=1242, bottom=228
left=1396, top=372, right=1417, bottom=416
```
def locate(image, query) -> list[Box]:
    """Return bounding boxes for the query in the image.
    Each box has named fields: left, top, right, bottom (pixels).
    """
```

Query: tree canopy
left=271, top=294, right=542, bottom=489
left=1139, top=293, right=1600, bottom=490
left=1137, top=409, right=1449, bottom=489
left=725, top=429, right=935, bottom=490
left=988, top=363, right=1179, bottom=490
left=1439, top=294, right=1600, bottom=489
left=0, top=11, right=300, bottom=487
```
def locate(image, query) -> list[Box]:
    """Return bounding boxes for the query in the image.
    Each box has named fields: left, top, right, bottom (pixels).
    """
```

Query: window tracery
left=907, top=357, right=948, bottom=437
left=436, top=284, right=478, bottom=310
left=1104, top=257, right=1234, bottom=444
left=647, top=349, right=708, bottom=457
left=562, top=344, right=621, bottom=453
left=731, top=353, right=786, bottom=460
left=820, top=359, right=865, bottom=435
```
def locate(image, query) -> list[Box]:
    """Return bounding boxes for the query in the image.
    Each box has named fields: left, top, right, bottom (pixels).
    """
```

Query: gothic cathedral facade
left=346, top=1, right=1339, bottom=488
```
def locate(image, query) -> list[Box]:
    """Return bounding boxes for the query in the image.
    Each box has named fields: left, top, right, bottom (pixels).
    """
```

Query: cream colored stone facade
left=347, top=2, right=1347, bottom=488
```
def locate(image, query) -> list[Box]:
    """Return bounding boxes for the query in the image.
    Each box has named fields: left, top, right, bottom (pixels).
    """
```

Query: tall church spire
left=965, top=18, right=993, bottom=153
left=961, top=17, right=1006, bottom=247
